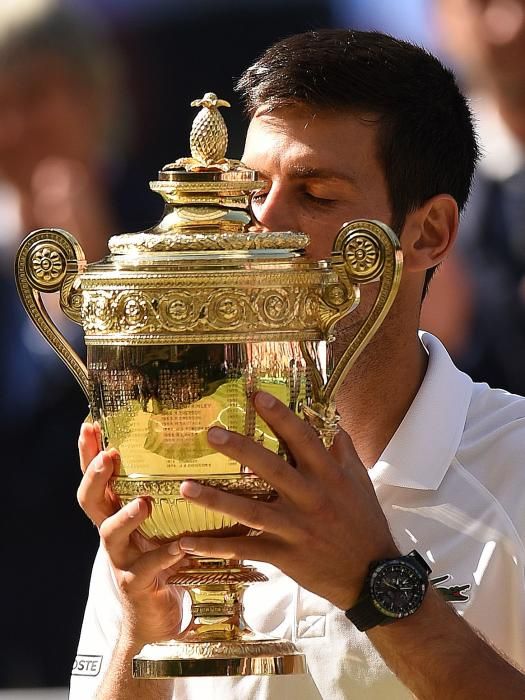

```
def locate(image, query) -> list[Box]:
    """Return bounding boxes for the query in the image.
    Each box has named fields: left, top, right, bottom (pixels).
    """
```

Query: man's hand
left=178, top=391, right=399, bottom=611
left=77, top=422, right=187, bottom=648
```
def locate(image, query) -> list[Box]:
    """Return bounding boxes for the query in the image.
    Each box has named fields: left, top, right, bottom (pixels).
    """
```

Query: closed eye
left=302, top=192, right=337, bottom=207
left=250, top=190, right=337, bottom=208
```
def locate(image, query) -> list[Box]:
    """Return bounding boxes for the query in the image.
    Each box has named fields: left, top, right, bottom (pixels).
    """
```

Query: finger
left=330, top=428, right=366, bottom=472
left=178, top=533, right=277, bottom=563
left=207, top=427, right=313, bottom=505
left=330, top=428, right=375, bottom=492
left=180, top=480, right=290, bottom=535
left=124, top=541, right=187, bottom=592
left=99, top=497, right=151, bottom=569
left=78, top=422, right=100, bottom=474
left=254, top=391, right=338, bottom=475
left=77, top=450, right=119, bottom=527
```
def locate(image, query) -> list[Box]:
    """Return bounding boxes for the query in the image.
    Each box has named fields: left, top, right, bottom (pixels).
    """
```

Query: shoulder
left=463, top=381, right=525, bottom=447
left=457, top=382, right=525, bottom=539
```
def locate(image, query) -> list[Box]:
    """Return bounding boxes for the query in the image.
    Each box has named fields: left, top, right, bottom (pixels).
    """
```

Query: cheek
left=304, top=234, right=336, bottom=261
left=300, top=214, right=346, bottom=260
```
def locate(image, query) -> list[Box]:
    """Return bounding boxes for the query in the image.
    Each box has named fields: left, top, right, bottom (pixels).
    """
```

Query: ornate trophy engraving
left=15, top=93, right=403, bottom=678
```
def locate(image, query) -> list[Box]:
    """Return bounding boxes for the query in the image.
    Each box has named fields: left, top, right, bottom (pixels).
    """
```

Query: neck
left=334, top=324, right=427, bottom=468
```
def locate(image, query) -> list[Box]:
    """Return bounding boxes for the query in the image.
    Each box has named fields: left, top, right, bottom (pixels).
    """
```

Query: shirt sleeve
left=69, top=545, right=122, bottom=699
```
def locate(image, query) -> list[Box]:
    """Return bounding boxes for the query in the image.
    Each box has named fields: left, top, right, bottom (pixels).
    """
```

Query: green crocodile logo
left=431, top=574, right=471, bottom=603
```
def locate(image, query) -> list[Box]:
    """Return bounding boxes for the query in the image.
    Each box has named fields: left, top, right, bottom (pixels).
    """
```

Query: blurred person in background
left=0, top=0, right=125, bottom=687
left=420, top=0, right=525, bottom=393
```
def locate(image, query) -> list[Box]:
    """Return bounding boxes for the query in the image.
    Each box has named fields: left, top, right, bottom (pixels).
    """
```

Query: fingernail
left=93, top=422, right=103, bottom=450
left=179, top=538, right=195, bottom=552
left=128, top=499, right=141, bottom=517
left=207, top=426, right=229, bottom=445
left=95, top=453, right=110, bottom=472
left=182, top=480, right=202, bottom=498
left=167, top=541, right=180, bottom=556
left=255, top=391, right=276, bottom=409
left=110, top=450, right=120, bottom=469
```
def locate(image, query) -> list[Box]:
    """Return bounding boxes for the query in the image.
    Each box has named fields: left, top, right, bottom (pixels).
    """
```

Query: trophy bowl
left=15, top=93, right=402, bottom=678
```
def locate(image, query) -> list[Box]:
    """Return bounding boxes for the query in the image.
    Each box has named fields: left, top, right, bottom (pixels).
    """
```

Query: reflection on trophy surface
left=91, top=340, right=315, bottom=540
left=15, top=92, right=402, bottom=678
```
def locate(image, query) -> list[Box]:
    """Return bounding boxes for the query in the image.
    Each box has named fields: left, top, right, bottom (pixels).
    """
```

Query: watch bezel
left=369, top=558, right=428, bottom=620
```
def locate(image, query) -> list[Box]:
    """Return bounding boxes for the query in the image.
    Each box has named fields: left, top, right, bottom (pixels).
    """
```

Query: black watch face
left=370, top=560, right=427, bottom=619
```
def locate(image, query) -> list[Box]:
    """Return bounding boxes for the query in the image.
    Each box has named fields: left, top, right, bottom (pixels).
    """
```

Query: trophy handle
left=14, top=228, right=89, bottom=399
left=301, top=220, right=403, bottom=445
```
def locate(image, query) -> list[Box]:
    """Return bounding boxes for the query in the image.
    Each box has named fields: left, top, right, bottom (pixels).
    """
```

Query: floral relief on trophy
left=209, top=290, right=248, bottom=328
left=80, top=282, right=343, bottom=339
left=158, top=292, right=197, bottom=328
left=60, top=275, right=83, bottom=324
left=117, top=293, right=150, bottom=332
left=82, top=291, right=114, bottom=333
left=259, top=289, right=292, bottom=324
left=322, top=283, right=349, bottom=308
left=29, top=243, right=67, bottom=285
left=344, top=232, right=384, bottom=282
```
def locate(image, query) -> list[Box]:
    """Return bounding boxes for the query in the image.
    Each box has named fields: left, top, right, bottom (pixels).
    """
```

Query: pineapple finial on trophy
left=165, top=92, right=243, bottom=172
left=190, top=92, right=230, bottom=165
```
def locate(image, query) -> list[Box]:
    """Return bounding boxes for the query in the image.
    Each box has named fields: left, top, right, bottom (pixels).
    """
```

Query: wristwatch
left=345, top=550, right=431, bottom=632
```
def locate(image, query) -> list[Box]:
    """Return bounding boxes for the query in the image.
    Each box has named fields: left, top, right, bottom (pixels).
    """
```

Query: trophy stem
left=132, top=558, right=307, bottom=678
left=172, top=558, right=267, bottom=644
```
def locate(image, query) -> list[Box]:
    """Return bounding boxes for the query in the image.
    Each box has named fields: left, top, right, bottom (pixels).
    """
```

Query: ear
left=400, top=194, right=458, bottom=272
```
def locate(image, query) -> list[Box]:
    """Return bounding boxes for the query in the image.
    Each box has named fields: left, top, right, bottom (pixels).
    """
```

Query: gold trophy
left=15, top=93, right=402, bottom=678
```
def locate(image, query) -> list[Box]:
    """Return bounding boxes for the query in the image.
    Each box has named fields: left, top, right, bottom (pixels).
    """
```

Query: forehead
left=242, top=105, right=382, bottom=177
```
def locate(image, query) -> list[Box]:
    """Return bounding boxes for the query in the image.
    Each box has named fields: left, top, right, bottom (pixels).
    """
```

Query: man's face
left=242, top=105, right=393, bottom=259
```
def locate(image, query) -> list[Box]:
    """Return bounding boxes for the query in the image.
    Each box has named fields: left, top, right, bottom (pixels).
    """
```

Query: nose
left=250, top=184, right=301, bottom=233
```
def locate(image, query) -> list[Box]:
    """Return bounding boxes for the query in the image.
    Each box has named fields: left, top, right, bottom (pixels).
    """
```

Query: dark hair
left=236, top=29, right=479, bottom=294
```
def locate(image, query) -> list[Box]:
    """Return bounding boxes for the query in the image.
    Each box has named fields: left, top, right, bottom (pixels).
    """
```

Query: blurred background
left=1, top=0, right=524, bottom=694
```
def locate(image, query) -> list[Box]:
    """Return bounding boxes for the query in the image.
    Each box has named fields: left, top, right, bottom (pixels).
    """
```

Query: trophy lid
left=107, top=92, right=309, bottom=256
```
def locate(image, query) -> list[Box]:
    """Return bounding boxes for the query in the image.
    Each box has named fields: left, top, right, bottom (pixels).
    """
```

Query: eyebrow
left=256, top=165, right=357, bottom=185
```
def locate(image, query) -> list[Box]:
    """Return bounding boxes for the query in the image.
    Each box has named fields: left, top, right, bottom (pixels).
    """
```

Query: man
left=71, top=30, right=525, bottom=699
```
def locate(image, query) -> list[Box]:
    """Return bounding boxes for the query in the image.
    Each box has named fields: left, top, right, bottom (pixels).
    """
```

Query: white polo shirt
left=70, top=332, right=525, bottom=699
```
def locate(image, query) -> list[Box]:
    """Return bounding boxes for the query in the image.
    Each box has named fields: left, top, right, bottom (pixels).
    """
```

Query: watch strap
left=345, top=592, right=397, bottom=632
left=406, top=549, right=432, bottom=576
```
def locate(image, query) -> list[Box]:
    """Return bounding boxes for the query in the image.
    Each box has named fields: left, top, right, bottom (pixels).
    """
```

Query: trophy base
left=133, top=638, right=307, bottom=677
left=132, top=559, right=307, bottom=678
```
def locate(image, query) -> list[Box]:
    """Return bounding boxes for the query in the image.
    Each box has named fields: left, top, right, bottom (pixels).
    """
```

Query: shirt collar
left=369, top=332, right=473, bottom=491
